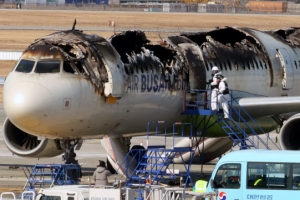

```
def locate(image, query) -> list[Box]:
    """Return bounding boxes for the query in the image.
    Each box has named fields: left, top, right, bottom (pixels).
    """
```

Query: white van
left=36, top=185, right=121, bottom=200
left=206, top=150, right=300, bottom=200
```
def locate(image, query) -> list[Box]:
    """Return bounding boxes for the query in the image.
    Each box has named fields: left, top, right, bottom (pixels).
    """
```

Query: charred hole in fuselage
left=182, top=28, right=258, bottom=49
left=51, top=43, right=88, bottom=76
left=57, top=44, right=76, bottom=57
left=273, top=28, right=300, bottom=46
left=110, top=31, right=150, bottom=63
left=182, top=28, right=264, bottom=75
left=110, top=30, right=183, bottom=86
left=27, top=30, right=109, bottom=94
left=273, top=28, right=297, bottom=41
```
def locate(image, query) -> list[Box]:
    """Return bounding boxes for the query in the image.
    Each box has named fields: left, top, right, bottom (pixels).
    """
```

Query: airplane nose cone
left=4, top=81, right=52, bottom=128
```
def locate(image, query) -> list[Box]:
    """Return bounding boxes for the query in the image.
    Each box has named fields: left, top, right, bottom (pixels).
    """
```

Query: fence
left=0, top=51, right=22, bottom=60
left=1, top=1, right=300, bottom=14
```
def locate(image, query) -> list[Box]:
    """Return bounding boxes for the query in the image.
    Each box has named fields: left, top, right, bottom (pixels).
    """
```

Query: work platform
left=182, top=89, right=280, bottom=151
left=21, top=164, right=82, bottom=195
left=116, top=121, right=195, bottom=189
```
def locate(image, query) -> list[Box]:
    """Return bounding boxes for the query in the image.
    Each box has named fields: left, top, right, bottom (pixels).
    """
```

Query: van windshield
left=213, top=163, right=241, bottom=189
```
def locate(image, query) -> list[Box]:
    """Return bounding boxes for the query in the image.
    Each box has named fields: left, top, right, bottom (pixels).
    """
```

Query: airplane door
left=277, top=48, right=294, bottom=90
left=178, top=43, right=206, bottom=90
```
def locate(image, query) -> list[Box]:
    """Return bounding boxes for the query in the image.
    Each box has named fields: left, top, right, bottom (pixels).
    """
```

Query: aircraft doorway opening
left=277, top=48, right=294, bottom=90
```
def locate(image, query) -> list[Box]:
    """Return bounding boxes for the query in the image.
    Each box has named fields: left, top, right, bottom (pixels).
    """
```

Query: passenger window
left=223, top=62, right=227, bottom=70
left=219, top=63, right=223, bottom=71
left=227, top=61, right=231, bottom=70
left=293, top=164, right=300, bottom=189
left=15, top=59, right=35, bottom=73
left=67, top=197, right=74, bottom=200
left=213, top=163, right=241, bottom=189
left=247, top=162, right=289, bottom=189
left=234, top=61, right=238, bottom=70
left=35, top=60, right=60, bottom=73
left=259, top=60, right=263, bottom=69
left=254, top=60, right=259, bottom=69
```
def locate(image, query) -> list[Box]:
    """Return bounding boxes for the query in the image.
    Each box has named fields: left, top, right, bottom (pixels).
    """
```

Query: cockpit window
left=15, top=59, right=35, bottom=73
left=35, top=60, right=60, bottom=73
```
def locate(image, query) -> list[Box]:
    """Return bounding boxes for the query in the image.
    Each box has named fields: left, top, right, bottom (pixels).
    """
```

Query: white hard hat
left=212, top=66, right=219, bottom=71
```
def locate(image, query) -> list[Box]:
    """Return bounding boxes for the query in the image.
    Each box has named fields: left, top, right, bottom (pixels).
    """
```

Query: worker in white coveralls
left=216, top=75, right=230, bottom=119
left=209, top=66, right=222, bottom=111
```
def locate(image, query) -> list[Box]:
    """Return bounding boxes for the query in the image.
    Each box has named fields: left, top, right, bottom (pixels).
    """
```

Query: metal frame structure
left=182, top=89, right=280, bottom=151
left=21, top=164, right=81, bottom=195
left=116, top=121, right=195, bottom=188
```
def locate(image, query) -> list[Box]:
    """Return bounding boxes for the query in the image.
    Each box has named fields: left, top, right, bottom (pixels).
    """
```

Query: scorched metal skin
left=3, top=26, right=300, bottom=159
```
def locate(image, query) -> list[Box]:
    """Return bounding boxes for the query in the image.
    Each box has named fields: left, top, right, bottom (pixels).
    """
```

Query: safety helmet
left=212, top=66, right=219, bottom=71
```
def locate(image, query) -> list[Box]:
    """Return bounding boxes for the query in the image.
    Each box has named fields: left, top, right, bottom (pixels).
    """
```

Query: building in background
left=247, top=1, right=288, bottom=12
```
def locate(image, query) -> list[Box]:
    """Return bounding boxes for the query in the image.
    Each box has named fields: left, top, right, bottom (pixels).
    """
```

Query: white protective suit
left=210, top=71, right=222, bottom=111
left=217, top=77, right=230, bottom=119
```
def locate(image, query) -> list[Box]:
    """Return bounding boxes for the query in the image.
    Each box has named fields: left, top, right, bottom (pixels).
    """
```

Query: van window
left=40, top=196, right=61, bottom=200
left=292, top=164, right=300, bottom=189
left=247, top=162, right=289, bottom=189
left=213, top=163, right=241, bottom=189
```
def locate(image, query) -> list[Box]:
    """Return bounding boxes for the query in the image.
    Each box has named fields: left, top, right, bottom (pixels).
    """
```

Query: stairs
left=115, top=121, right=195, bottom=188
left=21, top=164, right=81, bottom=194
left=183, top=89, right=280, bottom=150
left=216, top=92, right=281, bottom=150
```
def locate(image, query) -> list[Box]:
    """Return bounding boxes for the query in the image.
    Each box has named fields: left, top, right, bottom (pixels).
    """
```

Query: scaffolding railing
left=182, top=89, right=280, bottom=150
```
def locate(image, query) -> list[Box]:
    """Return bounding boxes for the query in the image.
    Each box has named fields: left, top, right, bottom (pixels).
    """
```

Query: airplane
left=2, top=22, right=300, bottom=174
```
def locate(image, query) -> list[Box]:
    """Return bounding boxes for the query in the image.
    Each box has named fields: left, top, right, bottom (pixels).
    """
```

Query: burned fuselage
left=3, top=26, right=300, bottom=159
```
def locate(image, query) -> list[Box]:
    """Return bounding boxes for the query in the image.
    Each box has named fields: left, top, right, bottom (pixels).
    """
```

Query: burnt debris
left=23, top=27, right=300, bottom=94
left=109, top=30, right=187, bottom=88
left=273, top=27, right=300, bottom=46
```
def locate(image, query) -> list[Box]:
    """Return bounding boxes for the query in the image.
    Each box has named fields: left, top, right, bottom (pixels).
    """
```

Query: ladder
left=115, top=121, right=195, bottom=188
left=217, top=92, right=281, bottom=150
left=21, top=164, right=81, bottom=194
left=182, top=89, right=280, bottom=150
